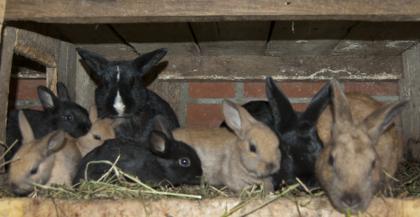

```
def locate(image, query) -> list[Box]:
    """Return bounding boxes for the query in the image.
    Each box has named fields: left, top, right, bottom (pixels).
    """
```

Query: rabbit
left=173, top=100, right=281, bottom=192
left=5, top=82, right=91, bottom=165
left=76, top=48, right=179, bottom=141
left=220, top=77, right=331, bottom=188
left=315, top=79, right=407, bottom=214
left=76, top=106, right=118, bottom=157
left=73, top=115, right=202, bottom=186
left=8, top=111, right=82, bottom=196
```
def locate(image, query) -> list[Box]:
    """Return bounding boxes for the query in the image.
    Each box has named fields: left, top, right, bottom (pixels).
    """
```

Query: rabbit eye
left=328, top=155, right=335, bottom=166
left=93, top=135, right=101, bottom=140
left=63, top=114, right=73, bottom=121
left=30, top=167, right=38, bottom=175
left=178, top=158, right=191, bottom=168
left=249, top=143, right=257, bottom=153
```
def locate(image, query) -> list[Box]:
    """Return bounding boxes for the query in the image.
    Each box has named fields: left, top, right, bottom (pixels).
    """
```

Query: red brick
left=189, top=82, right=235, bottom=98
left=344, top=81, right=398, bottom=96
left=186, top=104, right=224, bottom=128
left=244, top=81, right=327, bottom=98
left=9, top=79, right=46, bottom=100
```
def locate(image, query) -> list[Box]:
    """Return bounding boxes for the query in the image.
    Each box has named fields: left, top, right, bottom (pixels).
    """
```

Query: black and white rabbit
left=73, top=116, right=202, bottom=186
left=221, top=77, right=331, bottom=188
left=76, top=48, right=179, bottom=141
left=5, top=82, right=91, bottom=164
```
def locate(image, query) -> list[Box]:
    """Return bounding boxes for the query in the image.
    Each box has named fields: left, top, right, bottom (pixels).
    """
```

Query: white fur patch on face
left=113, top=66, right=125, bottom=116
left=113, top=91, right=125, bottom=116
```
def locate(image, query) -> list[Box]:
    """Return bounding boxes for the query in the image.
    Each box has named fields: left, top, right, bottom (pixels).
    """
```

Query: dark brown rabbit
left=316, top=79, right=407, bottom=214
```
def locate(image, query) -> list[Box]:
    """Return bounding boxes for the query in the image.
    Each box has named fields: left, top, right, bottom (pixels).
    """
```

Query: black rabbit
left=5, top=82, right=91, bottom=164
left=73, top=116, right=202, bottom=186
left=221, top=77, right=331, bottom=188
left=76, top=48, right=179, bottom=141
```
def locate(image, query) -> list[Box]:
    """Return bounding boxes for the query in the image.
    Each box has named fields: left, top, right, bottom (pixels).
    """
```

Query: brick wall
left=11, top=79, right=399, bottom=128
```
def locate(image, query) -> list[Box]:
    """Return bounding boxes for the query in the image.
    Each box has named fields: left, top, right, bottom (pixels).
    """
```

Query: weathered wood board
left=6, top=0, right=420, bottom=23
left=0, top=197, right=419, bottom=217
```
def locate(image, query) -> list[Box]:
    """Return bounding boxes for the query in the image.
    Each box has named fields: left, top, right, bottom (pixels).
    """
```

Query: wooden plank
left=332, top=22, right=420, bottom=56
left=400, top=44, right=420, bottom=142
left=191, top=21, right=270, bottom=55
left=0, top=197, right=419, bottom=217
left=112, top=23, right=199, bottom=55
left=6, top=0, right=420, bottom=23
left=76, top=45, right=402, bottom=81
left=14, top=28, right=59, bottom=67
left=267, top=21, right=355, bottom=56
left=0, top=27, right=17, bottom=143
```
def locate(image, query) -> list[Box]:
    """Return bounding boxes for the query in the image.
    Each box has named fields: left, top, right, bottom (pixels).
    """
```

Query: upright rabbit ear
left=56, top=82, right=71, bottom=101
left=133, top=48, right=168, bottom=76
left=265, top=77, right=297, bottom=132
left=76, top=48, right=109, bottom=77
left=223, top=100, right=257, bottom=138
left=88, top=106, right=98, bottom=123
left=45, top=131, right=66, bottom=156
left=37, top=86, right=57, bottom=109
left=149, top=115, right=172, bottom=155
left=300, top=81, right=331, bottom=124
left=18, top=111, right=34, bottom=142
left=149, top=131, right=168, bottom=155
left=363, top=100, right=408, bottom=143
left=331, top=79, right=353, bottom=129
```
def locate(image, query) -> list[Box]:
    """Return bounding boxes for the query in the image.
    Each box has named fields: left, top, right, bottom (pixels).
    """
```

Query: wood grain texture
left=6, top=0, right=420, bottom=23
left=0, top=27, right=16, bottom=144
left=0, top=197, right=420, bottom=217
left=401, top=44, right=420, bottom=142
left=76, top=45, right=402, bottom=81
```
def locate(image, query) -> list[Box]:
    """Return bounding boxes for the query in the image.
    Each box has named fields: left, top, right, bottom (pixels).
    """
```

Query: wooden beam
left=76, top=45, right=402, bottom=81
left=0, top=27, right=16, bottom=143
left=6, top=0, right=420, bottom=23
left=400, top=44, right=420, bottom=142
left=160, top=55, right=401, bottom=81
left=0, top=197, right=419, bottom=217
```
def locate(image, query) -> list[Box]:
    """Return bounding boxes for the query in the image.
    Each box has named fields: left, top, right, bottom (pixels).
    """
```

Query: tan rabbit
left=8, top=111, right=81, bottom=196
left=76, top=106, right=117, bottom=157
left=173, top=100, right=281, bottom=192
left=316, top=79, right=407, bottom=214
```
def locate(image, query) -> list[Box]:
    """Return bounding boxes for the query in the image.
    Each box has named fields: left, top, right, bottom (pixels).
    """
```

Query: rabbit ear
left=223, top=100, right=256, bottom=138
left=149, top=131, right=169, bottom=155
left=76, top=48, right=109, bottom=77
left=56, top=82, right=71, bottom=101
left=88, top=106, right=98, bottom=123
left=46, top=131, right=66, bottom=156
left=152, top=115, right=172, bottom=139
left=331, top=79, right=353, bottom=128
left=18, top=111, right=35, bottom=142
left=363, top=100, right=408, bottom=143
left=265, top=77, right=297, bottom=132
left=37, top=86, right=58, bottom=109
left=300, top=81, right=331, bottom=124
left=133, top=48, right=168, bottom=76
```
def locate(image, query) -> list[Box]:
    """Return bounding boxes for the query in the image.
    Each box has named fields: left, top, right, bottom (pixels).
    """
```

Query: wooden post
left=0, top=27, right=16, bottom=144
left=400, top=44, right=420, bottom=142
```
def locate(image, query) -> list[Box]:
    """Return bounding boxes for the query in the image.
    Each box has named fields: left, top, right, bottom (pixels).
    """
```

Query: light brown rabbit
left=8, top=111, right=81, bottom=196
left=173, top=100, right=281, bottom=192
left=76, top=106, right=117, bottom=157
left=316, top=79, right=407, bottom=214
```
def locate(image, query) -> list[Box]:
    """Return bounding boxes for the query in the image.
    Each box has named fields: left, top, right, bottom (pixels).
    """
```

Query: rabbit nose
left=341, top=193, right=362, bottom=208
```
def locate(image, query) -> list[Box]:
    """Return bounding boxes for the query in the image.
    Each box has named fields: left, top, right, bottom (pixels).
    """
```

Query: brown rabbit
left=316, top=79, right=407, bottom=213
left=8, top=111, right=81, bottom=196
left=173, top=100, right=281, bottom=192
left=76, top=106, right=117, bottom=157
